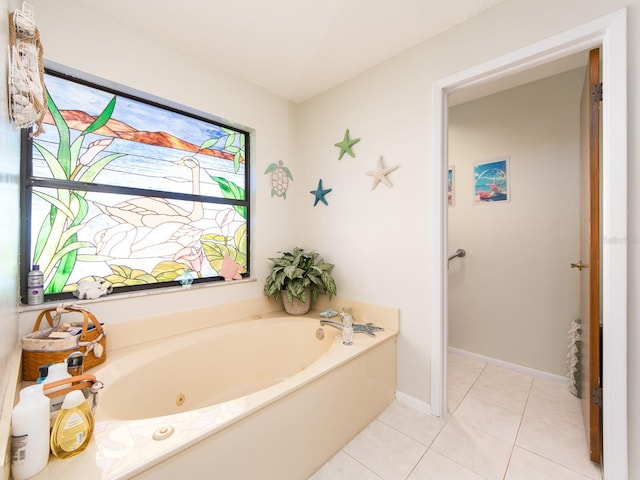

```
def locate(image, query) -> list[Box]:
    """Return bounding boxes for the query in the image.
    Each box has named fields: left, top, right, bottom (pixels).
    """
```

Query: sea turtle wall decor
left=265, top=160, right=294, bottom=199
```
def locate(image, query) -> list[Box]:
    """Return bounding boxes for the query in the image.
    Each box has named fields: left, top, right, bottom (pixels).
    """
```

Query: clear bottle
left=50, top=390, right=94, bottom=459
left=27, top=265, right=44, bottom=305
left=11, top=384, right=50, bottom=480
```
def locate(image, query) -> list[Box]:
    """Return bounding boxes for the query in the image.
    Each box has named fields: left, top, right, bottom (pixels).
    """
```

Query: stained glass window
left=21, top=70, right=250, bottom=302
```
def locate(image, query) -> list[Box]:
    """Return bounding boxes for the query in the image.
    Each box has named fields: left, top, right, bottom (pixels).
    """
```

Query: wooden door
left=578, top=47, right=602, bottom=464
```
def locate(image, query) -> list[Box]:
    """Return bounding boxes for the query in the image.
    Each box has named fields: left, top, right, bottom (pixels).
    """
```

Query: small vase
left=281, top=289, right=311, bottom=315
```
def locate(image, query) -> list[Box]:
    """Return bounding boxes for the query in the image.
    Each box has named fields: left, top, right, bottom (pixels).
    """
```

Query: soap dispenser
left=42, top=362, right=71, bottom=414
left=11, top=384, right=50, bottom=480
left=50, top=390, right=94, bottom=459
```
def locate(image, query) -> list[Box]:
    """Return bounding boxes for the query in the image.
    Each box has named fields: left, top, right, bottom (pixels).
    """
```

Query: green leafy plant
left=264, top=247, right=337, bottom=305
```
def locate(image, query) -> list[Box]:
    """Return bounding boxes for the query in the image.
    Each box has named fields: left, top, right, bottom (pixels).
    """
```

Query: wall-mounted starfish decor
left=366, top=155, right=399, bottom=190
left=334, top=129, right=361, bottom=160
left=310, top=179, right=332, bottom=206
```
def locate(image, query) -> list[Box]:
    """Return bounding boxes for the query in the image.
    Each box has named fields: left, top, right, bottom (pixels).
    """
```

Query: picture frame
left=473, top=157, right=510, bottom=204
left=448, top=166, right=455, bottom=206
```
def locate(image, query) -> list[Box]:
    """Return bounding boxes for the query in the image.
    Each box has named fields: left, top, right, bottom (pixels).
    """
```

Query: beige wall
left=296, top=0, right=639, bottom=474
left=1, top=0, right=639, bottom=476
left=447, top=68, right=585, bottom=376
left=0, top=0, right=21, bottom=406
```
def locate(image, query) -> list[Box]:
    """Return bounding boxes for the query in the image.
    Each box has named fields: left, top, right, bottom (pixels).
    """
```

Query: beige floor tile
left=447, top=354, right=485, bottom=393
left=505, top=446, right=597, bottom=480
left=312, top=354, right=600, bottom=480
left=448, top=385, right=468, bottom=414
left=516, top=416, right=601, bottom=479
left=453, top=395, right=523, bottom=443
left=344, top=420, right=427, bottom=480
left=525, top=378, right=584, bottom=429
left=309, top=451, right=383, bottom=480
left=431, top=417, right=513, bottom=480
left=377, top=400, right=445, bottom=446
left=407, top=450, right=485, bottom=480
left=468, top=365, right=533, bottom=414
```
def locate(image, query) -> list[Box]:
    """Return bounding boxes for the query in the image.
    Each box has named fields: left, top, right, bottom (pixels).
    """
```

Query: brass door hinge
left=592, top=83, right=603, bottom=102
left=591, top=386, right=603, bottom=407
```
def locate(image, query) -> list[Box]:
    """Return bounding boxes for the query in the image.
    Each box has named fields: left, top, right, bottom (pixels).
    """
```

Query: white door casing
left=430, top=9, right=627, bottom=479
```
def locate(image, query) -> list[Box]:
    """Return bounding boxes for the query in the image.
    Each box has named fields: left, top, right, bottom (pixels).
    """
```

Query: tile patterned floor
left=310, top=352, right=602, bottom=480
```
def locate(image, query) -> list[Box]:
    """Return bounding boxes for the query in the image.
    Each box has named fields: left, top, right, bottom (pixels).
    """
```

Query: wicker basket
left=21, top=306, right=107, bottom=381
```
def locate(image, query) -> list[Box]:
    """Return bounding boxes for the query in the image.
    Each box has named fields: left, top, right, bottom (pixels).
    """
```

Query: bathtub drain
left=176, top=393, right=186, bottom=406
left=152, top=425, right=174, bottom=441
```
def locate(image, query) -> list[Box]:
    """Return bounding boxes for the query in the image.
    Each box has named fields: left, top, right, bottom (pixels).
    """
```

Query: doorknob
left=571, top=261, right=588, bottom=271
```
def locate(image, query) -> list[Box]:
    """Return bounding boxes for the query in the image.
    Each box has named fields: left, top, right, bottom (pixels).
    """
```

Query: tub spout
left=319, top=319, right=344, bottom=331
left=320, top=314, right=353, bottom=345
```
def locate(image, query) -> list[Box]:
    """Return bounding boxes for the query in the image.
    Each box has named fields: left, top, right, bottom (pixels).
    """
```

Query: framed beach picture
left=448, top=166, right=455, bottom=206
left=473, top=157, right=510, bottom=204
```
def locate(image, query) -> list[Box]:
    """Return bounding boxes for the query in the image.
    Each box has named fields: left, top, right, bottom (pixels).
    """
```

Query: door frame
left=429, top=9, right=627, bottom=479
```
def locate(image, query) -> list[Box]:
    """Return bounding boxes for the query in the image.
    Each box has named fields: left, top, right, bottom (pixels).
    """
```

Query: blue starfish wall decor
left=334, top=129, right=361, bottom=160
left=310, top=179, right=332, bottom=206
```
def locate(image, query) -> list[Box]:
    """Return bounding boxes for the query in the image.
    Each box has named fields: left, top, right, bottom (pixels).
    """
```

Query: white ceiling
left=75, top=0, right=509, bottom=104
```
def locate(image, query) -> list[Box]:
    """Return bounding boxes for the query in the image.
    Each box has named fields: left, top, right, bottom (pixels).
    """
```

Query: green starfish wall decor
left=334, top=129, right=360, bottom=160
left=310, top=179, right=332, bottom=206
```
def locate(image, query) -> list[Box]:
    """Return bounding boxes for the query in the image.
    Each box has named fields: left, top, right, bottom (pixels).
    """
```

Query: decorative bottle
left=27, top=265, right=44, bottom=305
left=11, top=384, right=50, bottom=480
left=50, top=390, right=94, bottom=459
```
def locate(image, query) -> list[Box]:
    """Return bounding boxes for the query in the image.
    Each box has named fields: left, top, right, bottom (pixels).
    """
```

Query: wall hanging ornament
left=334, top=128, right=360, bottom=160
left=264, top=160, right=293, bottom=199
left=7, top=2, right=46, bottom=136
left=366, top=155, right=399, bottom=190
left=310, top=179, right=332, bottom=206
left=567, top=318, right=582, bottom=398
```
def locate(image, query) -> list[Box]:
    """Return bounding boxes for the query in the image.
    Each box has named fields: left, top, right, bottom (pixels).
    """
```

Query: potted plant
left=264, top=247, right=337, bottom=315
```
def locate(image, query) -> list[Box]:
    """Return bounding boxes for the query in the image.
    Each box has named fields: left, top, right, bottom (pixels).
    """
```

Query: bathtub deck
left=27, top=304, right=398, bottom=480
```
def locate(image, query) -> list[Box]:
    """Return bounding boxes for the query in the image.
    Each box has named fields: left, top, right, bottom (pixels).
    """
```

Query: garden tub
left=31, top=313, right=398, bottom=479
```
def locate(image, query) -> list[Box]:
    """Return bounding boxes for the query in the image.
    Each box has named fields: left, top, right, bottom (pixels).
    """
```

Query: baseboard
left=395, top=390, right=431, bottom=415
left=448, top=347, right=567, bottom=384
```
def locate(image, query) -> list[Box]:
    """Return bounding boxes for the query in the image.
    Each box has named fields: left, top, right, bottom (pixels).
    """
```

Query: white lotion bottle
left=42, top=362, right=71, bottom=414
left=26, top=265, right=44, bottom=305
left=11, top=384, right=50, bottom=480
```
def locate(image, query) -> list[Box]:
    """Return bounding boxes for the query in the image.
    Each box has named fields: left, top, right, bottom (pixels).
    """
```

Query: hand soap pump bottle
left=42, top=362, right=71, bottom=414
left=50, top=390, right=94, bottom=459
left=11, top=384, right=50, bottom=480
